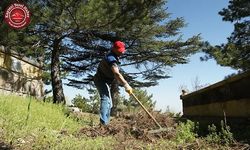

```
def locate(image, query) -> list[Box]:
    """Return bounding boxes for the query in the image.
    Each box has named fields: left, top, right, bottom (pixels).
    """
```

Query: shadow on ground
left=0, top=141, right=12, bottom=150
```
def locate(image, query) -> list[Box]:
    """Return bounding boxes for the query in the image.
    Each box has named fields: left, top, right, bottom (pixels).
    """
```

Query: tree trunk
left=51, top=39, right=65, bottom=104
left=111, top=81, right=119, bottom=116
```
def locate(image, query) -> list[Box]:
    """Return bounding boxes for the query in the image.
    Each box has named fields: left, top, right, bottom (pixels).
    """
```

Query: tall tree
left=1, top=0, right=202, bottom=104
left=1, top=0, right=68, bottom=103
left=61, top=0, right=201, bottom=88
left=202, top=0, right=250, bottom=71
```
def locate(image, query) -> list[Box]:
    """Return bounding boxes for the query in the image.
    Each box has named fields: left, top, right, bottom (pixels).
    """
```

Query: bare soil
left=77, top=111, right=176, bottom=142
left=75, top=111, right=250, bottom=149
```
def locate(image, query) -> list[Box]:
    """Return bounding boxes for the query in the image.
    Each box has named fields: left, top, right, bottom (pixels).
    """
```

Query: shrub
left=205, top=121, right=234, bottom=145
left=175, top=120, right=197, bottom=144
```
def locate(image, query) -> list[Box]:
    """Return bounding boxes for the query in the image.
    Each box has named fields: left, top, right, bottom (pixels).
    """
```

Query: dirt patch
left=77, top=111, right=176, bottom=143
left=74, top=111, right=250, bottom=149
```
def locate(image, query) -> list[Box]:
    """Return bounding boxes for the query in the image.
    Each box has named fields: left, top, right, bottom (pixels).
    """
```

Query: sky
left=148, top=0, right=237, bottom=112
left=63, top=0, right=237, bottom=113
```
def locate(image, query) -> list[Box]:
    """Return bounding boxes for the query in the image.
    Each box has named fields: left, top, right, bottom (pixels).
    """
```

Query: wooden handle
left=131, top=93, right=162, bottom=128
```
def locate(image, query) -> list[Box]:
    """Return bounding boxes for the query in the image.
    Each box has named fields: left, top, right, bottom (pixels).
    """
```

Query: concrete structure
left=0, top=46, right=44, bottom=99
left=181, top=70, right=250, bottom=122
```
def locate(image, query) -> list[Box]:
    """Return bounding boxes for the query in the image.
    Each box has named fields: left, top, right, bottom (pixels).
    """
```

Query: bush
left=206, top=124, right=221, bottom=144
left=175, top=120, right=197, bottom=144
left=205, top=121, right=234, bottom=145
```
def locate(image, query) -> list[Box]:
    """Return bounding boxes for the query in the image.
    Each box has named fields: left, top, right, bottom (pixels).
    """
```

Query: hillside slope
left=0, top=95, right=249, bottom=149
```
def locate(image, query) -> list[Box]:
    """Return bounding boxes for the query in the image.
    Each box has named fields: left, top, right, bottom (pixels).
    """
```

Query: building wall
left=0, top=46, right=44, bottom=99
left=181, top=71, right=250, bottom=119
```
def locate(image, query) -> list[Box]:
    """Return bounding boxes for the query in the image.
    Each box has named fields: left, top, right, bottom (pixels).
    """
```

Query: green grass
left=0, top=94, right=116, bottom=149
left=0, top=94, right=246, bottom=150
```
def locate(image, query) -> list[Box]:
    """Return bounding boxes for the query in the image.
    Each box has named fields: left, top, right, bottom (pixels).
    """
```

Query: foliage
left=88, top=89, right=101, bottom=114
left=205, top=121, right=234, bottom=145
left=72, top=94, right=92, bottom=112
left=206, top=124, right=221, bottom=144
left=1, top=0, right=202, bottom=103
left=175, top=120, right=197, bottom=144
left=202, top=0, right=250, bottom=71
left=71, top=90, right=101, bottom=114
left=220, top=123, right=234, bottom=145
left=124, top=88, right=156, bottom=112
left=62, top=0, right=202, bottom=88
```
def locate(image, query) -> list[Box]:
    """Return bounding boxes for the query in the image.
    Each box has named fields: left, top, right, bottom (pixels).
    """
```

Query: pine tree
left=202, top=0, right=250, bottom=71
left=125, top=88, right=156, bottom=112
left=1, top=0, right=202, bottom=104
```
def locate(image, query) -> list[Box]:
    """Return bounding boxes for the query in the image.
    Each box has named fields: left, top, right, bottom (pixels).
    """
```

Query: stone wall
left=0, top=46, right=44, bottom=99
left=181, top=71, right=250, bottom=120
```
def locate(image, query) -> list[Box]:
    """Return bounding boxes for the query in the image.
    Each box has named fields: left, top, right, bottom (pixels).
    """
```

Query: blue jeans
left=94, top=79, right=113, bottom=125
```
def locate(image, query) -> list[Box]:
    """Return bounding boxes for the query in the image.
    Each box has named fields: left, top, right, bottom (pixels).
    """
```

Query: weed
left=205, top=121, right=234, bottom=145
left=175, top=120, right=197, bottom=144
left=206, top=124, right=221, bottom=144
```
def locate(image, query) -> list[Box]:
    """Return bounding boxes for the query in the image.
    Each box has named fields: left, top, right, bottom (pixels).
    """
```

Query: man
left=94, top=41, right=132, bottom=125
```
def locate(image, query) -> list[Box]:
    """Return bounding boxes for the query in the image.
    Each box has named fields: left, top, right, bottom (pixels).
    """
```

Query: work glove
left=124, top=83, right=132, bottom=95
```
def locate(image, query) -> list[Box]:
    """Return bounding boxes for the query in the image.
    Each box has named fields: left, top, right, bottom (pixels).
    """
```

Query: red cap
left=113, top=41, right=126, bottom=53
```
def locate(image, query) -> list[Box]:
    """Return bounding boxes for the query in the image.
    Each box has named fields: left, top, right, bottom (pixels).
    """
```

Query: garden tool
left=130, top=92, right=170, bottom=133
